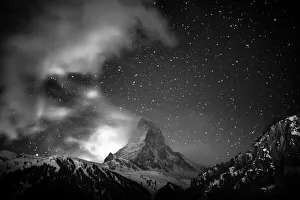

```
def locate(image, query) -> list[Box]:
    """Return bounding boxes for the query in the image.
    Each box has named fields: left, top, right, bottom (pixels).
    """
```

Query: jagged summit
left=138, top=117, right=165, bottom=146
left=104, top=152, right=115, bottom=163
left=105, top=117, right=204, bottom=173
left=138, top=117, right=157, bottom=129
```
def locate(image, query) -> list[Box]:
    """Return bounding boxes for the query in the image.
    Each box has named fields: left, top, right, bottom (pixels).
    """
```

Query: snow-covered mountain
left=104, top=117, right=205, bottom=174
left=2, top=114, right=298, bottom=200
left=0, top=150, right=150, bottom=200
left=187, top=114, right=300, bottom=200
left=0, top=117, right=207, bottom=199
left=100, top=117, right=205, bottom=195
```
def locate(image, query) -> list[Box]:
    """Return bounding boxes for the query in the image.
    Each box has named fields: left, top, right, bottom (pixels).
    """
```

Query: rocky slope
left=105, top=117, right=204, bottom=174
left=187, top=114, right=300, bottom=199
left=0, top=150, right=150, bottom=200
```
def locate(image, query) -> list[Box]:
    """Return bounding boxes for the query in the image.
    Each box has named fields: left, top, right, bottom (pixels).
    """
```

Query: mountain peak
left=106, top=117, right=204, bottom=173
left=104, top=152, right=115, bottom=163
left=138, top=117, right=156, bottom=129
left=138, top=117, right=165, bottom=146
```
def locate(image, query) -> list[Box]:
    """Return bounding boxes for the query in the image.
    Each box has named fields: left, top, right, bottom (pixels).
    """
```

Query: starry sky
left=0, top=0, right=299, bottom=166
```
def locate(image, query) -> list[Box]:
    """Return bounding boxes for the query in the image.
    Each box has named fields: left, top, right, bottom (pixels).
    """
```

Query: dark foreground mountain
left=104, top=117, right=204, bottom=174
left=0, top=151, right=150, bottom=200
left=186, top=114, right=300, bottom=199
left=154, top=182, right=185, bottom=200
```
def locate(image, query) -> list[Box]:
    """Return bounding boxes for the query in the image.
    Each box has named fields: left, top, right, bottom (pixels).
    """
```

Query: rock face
left=103, top=152, right=115, bottom=163
left=187, top=114, right=300, bottom=200
left=106, top=117, right=204, bottom=173
left=0, top=151, right=150, bottom=200
left=138, top=117, right=165, bottom=146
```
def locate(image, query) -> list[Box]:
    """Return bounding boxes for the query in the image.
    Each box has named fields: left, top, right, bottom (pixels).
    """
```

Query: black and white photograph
left=0, top=0, right=299, bottom=199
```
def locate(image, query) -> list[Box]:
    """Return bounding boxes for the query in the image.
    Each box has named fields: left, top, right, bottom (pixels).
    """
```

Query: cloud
left=0, top=0, right=176, bottom=140
left=85, top=89, right=100, bottom=99
left=65, top=125, right=128, bottom=162
left=59, top=100, right=137, bottom=162
left=9, top=0, right=176, bottom=77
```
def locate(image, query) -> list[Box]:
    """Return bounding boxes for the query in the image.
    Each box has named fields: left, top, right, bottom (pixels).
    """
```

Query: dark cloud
left=0, top=0, right=175, bottom=140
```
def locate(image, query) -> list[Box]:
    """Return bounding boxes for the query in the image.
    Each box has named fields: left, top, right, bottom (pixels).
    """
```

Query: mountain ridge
left=186, top=114, right=300, bottom=199
left=0, top=150, right=151, bottom=200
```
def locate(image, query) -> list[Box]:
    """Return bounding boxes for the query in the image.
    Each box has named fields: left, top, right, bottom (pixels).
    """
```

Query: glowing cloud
left=36, top=98, right=71, bottom=120
left=85, top=89, right=100, bottom=99
left=66, top=125, right=128, bottom=162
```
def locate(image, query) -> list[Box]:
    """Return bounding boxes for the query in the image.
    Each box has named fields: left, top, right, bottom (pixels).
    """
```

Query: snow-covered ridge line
left=0, top=150, right=152, bottom=200
left=189, top=114, right=300, bottom=199
left=0, top=150, right=109, bottom=177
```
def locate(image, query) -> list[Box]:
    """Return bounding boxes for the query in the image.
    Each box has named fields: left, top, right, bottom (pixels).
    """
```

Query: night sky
left=0, top=0, right=299, bottom=166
